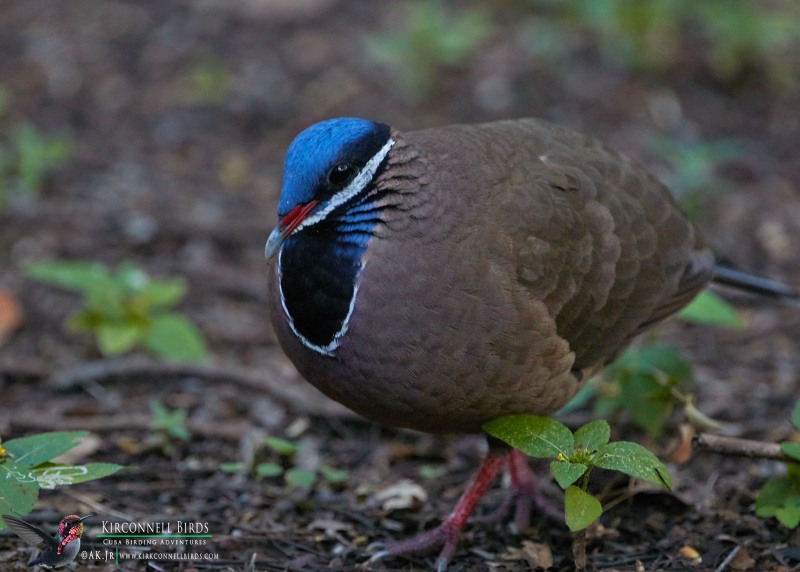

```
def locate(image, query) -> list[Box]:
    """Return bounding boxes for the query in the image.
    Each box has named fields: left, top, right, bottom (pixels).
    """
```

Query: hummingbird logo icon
left=3, top=514, right=91, bottom=568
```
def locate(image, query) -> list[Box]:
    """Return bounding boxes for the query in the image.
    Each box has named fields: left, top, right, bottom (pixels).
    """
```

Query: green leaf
left=319, top=465, right=349, bottom=484
left=31, top=463, right=123, bottom=489
left=612, top=343, right=692, bottom=382
left=25, top=261, right=107, bottom=294
left=113, top=263, right=149, bottom=293
left=619, top=372, right=673, bottom=439
left=483, top=415, right=574, bottom=458
left=137, top=279, right=185, bottom=309
left=0, top=461, right=40, bottom=526
left=595, top=441, right=672, bottom=489
left=220, top=463, right=243, bottom=472
left=564, top=485, right=602, bottom=531
left=419, top=464, right=448, bottom=479
left=551, top=460, right=588, bottom=489
left=149, top=400, right=191, bottom=440
left=97, top=322, right=143, bottom=355
left=265, top=437, right=297, bottom=456
left=757, top=474, right=800, bottom=520
left=82, top=280, right=126, bottom=318
left=2, top=431, right=87, bottom=468
left=285, top=467, right=316, bottom=489
left=574, top=420, right=611, bottom=452
left=557, top=383, right=597, bottom=414
left=143, top=313, right=209, bottom=363
left=775, top=501, right=800, bottom=529
left=781, top=442, right=800, bottom=462
left=678, top=290, right=742, bottom=329
left=792, top=402, right=800, bottom=430
left=255, top=463, right=283, bottom=478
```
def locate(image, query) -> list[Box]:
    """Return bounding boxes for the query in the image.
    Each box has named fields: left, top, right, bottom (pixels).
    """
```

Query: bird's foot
left=470, top=449, right=562, bottom=531
left=368, top=448, right=507, bottom=571
left=369, top=519, right=462, bottom=572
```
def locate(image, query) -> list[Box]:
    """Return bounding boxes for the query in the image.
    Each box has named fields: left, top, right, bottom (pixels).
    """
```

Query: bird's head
left=58, top=514, right=91, bottom=540
left=265, top=118, right=393, bottom=258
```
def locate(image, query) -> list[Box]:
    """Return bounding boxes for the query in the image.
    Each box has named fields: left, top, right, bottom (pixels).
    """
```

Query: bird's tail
left=713, top=264, right=799, bottom=300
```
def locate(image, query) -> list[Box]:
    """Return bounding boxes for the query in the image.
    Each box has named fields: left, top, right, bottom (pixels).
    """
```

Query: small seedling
left=0, top=431, right=122, bottom=529
left=221, top=435, right=349, bottom=490
left=148, top=400, right=191, bottom=455
left=25, top=260, right=208, bottom=363
left=756, top=401, right=800, bottom=529
left=484, top=416, right=670, bottom=531
left=0, top=122, right=72, bottom=211
left=365, top=0, right=490, bottom=98
left=648, top=134, right=743, bottom=217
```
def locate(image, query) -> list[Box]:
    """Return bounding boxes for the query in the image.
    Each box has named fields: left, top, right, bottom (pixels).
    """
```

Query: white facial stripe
left=277, top=249, right=363, bottom=357
left=294, top=138, right=395, bottom=233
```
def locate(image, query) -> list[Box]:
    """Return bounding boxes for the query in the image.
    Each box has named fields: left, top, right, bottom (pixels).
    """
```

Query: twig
left=714, top=545, right=741, bottom=572
left=693, top=433, right=791, bottom=462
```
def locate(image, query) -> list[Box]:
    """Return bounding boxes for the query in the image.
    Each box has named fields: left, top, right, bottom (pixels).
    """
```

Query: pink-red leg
left=508, top=449, right=563, bottom=528
left=472, top=449, right=562, bottom=530
left=370, top=448, right=508, bottom=572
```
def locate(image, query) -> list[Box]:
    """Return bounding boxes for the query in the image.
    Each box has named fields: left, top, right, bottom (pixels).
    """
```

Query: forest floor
left=1, top=1, right=799, bottom=570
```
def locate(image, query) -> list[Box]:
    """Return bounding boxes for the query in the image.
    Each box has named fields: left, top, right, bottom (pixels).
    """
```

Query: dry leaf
left=0, top=288, right=23, bottom=344
left=521, top=541, right=553, bottom=569
left=729, top=547, right=755, bottom=571
left=671, top=423, right=695, bottom=464
left=373, top=479, right=427, bottom=511
left=679, top=545, right=702, bottom=565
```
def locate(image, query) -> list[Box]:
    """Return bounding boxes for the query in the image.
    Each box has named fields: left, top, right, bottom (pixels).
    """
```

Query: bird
left=2, top=514, right=91, bottom=568
left=264, top=117, right=797, bottom=570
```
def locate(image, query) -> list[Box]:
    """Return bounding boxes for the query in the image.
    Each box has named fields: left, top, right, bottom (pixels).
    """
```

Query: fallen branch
left=693, top=433, right=791, bottom=462
left=48, top=355, right=351, bottom=419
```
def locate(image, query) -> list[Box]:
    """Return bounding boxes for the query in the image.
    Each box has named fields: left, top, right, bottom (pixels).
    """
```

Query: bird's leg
left=370, top=446, right=508, bottom=571
left=472, top=448, right=563, bottom=529
left=508, top=449, right=563, bottom=527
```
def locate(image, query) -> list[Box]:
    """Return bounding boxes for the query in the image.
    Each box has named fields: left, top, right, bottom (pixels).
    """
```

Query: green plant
left=149, top=400, right=191, bottom=454
left=365, top=0, right=491, bottom=98
left=0, top=431, right=122, bottom=529
left=221, top=436, right=349, bottom=490
left=25, top=261, right=208, bottom=363
left=549, top=1, right=800, bottom=87
left=189, top=58, right=232, bottom=104
left=484, top=416, right=670, bottom=531
left=677, top=290, right=742, bottom=328
left=563, top=292, right=738, bottom=437
left=0, top=122, right=72, bottom=211
left=756, top=402, right=800, bottom=529
left=647, top=134, right=743, bottom=217
left=601, top=343, right=694, bottom=439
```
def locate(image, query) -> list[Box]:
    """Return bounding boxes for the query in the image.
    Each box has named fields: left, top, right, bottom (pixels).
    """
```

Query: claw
left=366, top=541, right=385, bottom=553
left=367, top=549, right=390, bottom=564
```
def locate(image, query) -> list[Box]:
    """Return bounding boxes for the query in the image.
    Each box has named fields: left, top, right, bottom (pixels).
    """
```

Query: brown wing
left=505, top=120, right=714, bottom=367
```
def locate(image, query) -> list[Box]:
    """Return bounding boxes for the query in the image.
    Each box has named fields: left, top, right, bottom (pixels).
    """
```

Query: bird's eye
left=328, top=163, right=355, bottom=186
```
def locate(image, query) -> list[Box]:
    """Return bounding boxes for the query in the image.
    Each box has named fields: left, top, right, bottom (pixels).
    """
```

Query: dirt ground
left=1, top=1, right=799, bottom=571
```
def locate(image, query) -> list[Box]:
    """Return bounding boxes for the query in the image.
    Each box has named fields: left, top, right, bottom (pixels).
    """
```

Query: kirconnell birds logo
left=3, top=514, right=221, bottom=566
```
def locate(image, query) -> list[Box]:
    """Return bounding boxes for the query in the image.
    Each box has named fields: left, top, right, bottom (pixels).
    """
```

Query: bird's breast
left=269, top=209, right=579, bottom=434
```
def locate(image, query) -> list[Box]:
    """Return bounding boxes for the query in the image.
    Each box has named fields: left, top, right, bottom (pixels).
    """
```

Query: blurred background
left=1, top=1, right=799, bottom=569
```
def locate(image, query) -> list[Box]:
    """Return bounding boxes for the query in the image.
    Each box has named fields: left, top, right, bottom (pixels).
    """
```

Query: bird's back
left=407, top=119, right=714, bottom=369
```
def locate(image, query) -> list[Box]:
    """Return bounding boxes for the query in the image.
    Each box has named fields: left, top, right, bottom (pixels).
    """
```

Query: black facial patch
left=279, top=228, right=365, bottom=350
